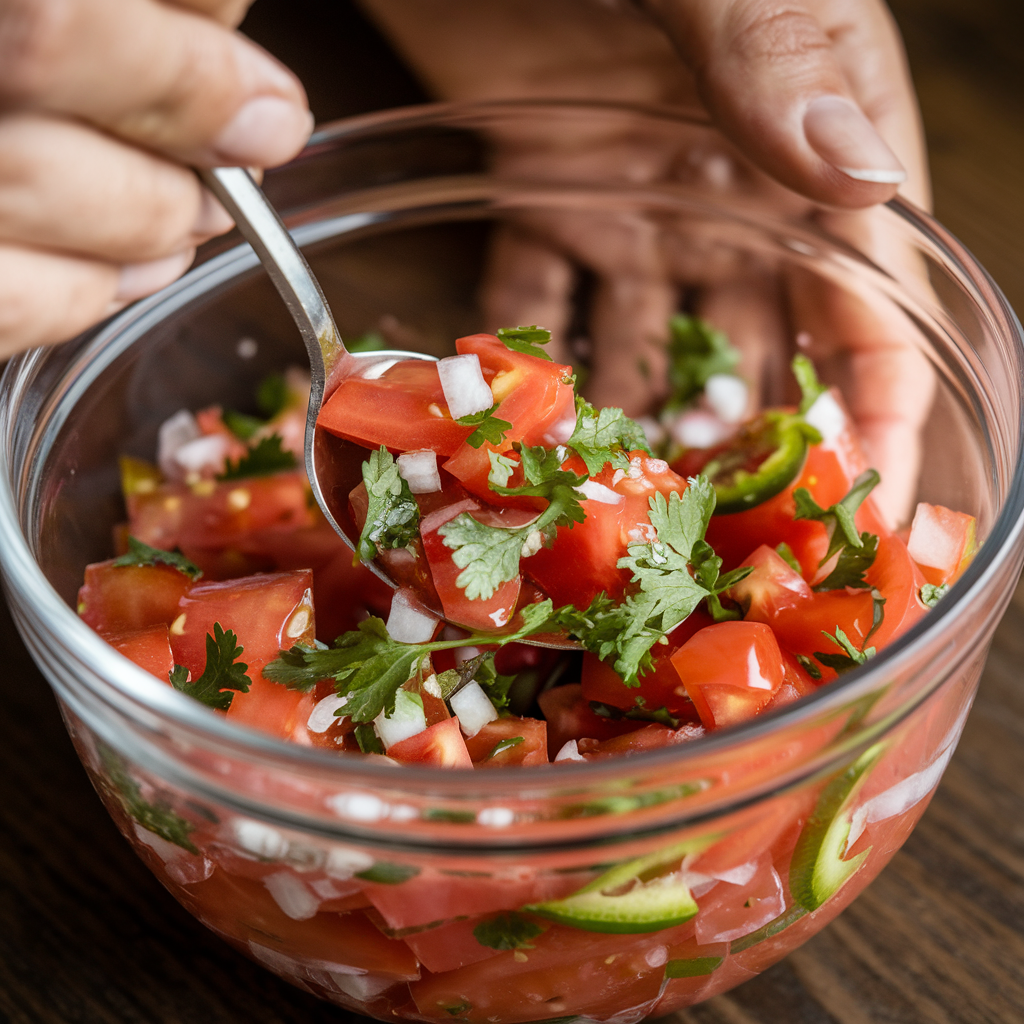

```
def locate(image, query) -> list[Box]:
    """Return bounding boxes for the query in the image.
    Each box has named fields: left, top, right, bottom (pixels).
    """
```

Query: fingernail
left=803, top=96, right=907, bottom=184
left=117, top=250, right=195, bottom=302
left=191, top=188, right=234, bottom=240
left=212, top=96, right=314, bottom=167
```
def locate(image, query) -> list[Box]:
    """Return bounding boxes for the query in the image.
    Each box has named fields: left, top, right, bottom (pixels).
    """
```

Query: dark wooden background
left=2, top=1, right=1023, bottom=1021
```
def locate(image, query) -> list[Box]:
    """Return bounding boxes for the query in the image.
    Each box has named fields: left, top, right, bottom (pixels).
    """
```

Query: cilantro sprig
left=112, top=536, right=203, bottom=581
left=357, top=446, right=420, bottom=562
left=920, top=583, right=949, bottom=608
left=218, top=433, right=297, bottom=481
left=473, top=913, right=546, bottom=950
left=813, top=627, right=875, bottom=675
left=496, top=325, right=553, bottom=361
left=664, top=314, right=741, bottom=413
left=567, top=397, right=651, bottom=475
left=169, top=623, right=251, bottom=711
left=792, top=353, right=828, bottom=414
left=457, top=403, right=513, bottom=448
left=486, top=736, right=525, bottom=760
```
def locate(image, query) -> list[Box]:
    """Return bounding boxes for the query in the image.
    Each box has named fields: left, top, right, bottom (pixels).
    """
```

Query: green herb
left=440, top=446, right=587, bottom=601
left=354, top=723, right=385, bottom=754
left=169, top=622, right=251, bottom=711
left=793, top=469, right=881, bottom=589
left=486, top=736, right=525, bottom=759
left=111, top=536, right=203, bottom=581
left=567, top=397, right=651, bottom=475
left=813, top=627, right=875, bottom=675
left=218, top=433, right=297, bottom=480
left=256, top=373, right=289, bottom=418
left=664, top=314, right=741, bottom=413
left=473, top=912, right=546, bottom=950
left=457, top=403, right=512, bottom=448
left=690, top=538, right=753, bottom=622
left=354, top=861, right=421, bottom=885
left=222, top=409, right=265, bottom=441
left=356, top=446, right=420, bottom=562
left=775, top=541, right=802, bottom=575
left=437, top=652, right=517, bottom=711
left=442, top=1003, right=472, bottom=1017
left=920, top=583, right=949, bottom=608
left=422, top=808, right=477, bottom=823
left=496, top=325, right=553, bottom=361
left=347, top=331, right=387, bottom=353
left=487, top=451, right=517, bottom=488
left=99, top=744, right=198, bottom=854
left=865, top=588, right=886, bottom=644
left=664, top=956, right=723, bottom=979
left=730, top=905, right=808, bottom=953
left=795, top=654, right=823, bottom=681
left=590, top=701, right=680, bottom=728
left=792, top=353, right=828, bottom=414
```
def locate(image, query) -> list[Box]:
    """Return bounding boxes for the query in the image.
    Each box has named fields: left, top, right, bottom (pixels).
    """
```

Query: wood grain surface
left=2, top=1, right=1023, bottom=1022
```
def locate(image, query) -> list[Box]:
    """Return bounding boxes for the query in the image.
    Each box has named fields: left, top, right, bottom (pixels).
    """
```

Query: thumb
left=642, top=0, right=908, bottom=207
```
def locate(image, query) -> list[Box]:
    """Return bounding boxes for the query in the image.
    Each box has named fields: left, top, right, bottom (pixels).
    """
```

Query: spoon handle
left=198, top=166, right=348, bottom=384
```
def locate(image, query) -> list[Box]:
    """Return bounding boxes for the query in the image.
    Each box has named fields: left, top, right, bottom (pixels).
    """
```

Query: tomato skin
left=578, top=722, right=704, bottom=757
left=537, top=684, right=642, bottom=757
left=525, top=452, right=689, bottom=608
left=319, top=359, right=473, bottom=455
left=464, top=715, right=549, bottom=767
left=670, top=622, right=786, bottom=730
left=387, top=717, right=473, bottom=768
left=402, top=917, right=504, bottom=974
left=862, top=532, right=928, bottom=649
left=104, top=623, right=174, bottom=680
left=442, top=443, right=546, bottom=513
left=78, top=560, right=194, bottom=633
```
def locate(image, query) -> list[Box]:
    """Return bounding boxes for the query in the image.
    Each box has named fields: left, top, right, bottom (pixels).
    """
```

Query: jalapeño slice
left=703, top=411, right=820, bottom=514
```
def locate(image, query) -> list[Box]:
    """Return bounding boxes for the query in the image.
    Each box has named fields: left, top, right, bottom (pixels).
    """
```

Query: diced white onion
left=330, top=973, right=395, bottom=1002
left=374, top=689, right=428, bottom=749
left=645, top=946, right=669, bottom=968
left=172, top=433, right=231, bottom=477
left=477, top=806, right=515, bottom=828
left=324, top=846, right=375, bottom=879
left=133, top=822, right=214, bottom=885
left=157, top=409, right=201, bottom=478
left=554, top=739, right=586, bottom=762
left=578, top=479, right=624, bottom=505
left=327, top=792, right=390, bottom=822
left=232, top=819, right=287, bottom=859
left=307, top=693, right=348, bottom=734
left=422, top=674, right=443, bottom=699
left=704, top=859, right=758, bottom=886
left=450, top=681, right=499, bottom=738
left=437, top=353, right=493, bottom=419
left=386, top=588, right=438, bottom=643
left=264, top=870, right=319, bottom=920
left=804, top=391, right=846, bottom=444
left=397, top=449, right=441, bottom=494
left=670, top=410, right=733, bottom=449
left=704, top=373, right=749, bottom=424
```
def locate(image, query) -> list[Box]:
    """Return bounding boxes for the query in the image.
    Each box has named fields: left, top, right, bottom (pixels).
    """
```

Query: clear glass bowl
left=2, top=102, right=1023, bottom=1020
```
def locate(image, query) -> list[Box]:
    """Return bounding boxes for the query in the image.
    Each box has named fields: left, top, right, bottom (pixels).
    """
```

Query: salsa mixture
left=75, top=319, right=979, bottom=1017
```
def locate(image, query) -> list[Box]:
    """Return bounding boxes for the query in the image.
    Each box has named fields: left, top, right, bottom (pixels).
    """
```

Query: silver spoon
left=199, top=167, right=572, bottom=648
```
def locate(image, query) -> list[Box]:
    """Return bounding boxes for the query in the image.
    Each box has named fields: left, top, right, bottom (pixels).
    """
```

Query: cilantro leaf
left=487, top=450, right=517, bottom=488
left=473, top=913, right=545, bottom=950
left=813, top=531, right=879, bottom=591
left=813, top=627, right=875, bottom=675
left=357, top=446, right=420, bottom=562
left=690, top=538, right=752, bottom=622
left=438, top=652, right=517, bottom=711
left=775, top=542, right=802, bottom=575
left=486, top=736, right=525, bottom=760
left=496, top=325, right=553, bottom=361
left=222, top=409, right=266, bottom=441
left=111, top=536, right=203, bottom=581
left=664, top=315, right=741, bottom=413
left=795, top=654, right=823, bottom=681
left=354, top=723, right=385, bottom=754
left=256, top=373, right=289, bottom=418
left=218, top=433, right=297, bottom=480
left=567, top=398, right=652, bottom=475
left=920, top=583, right=949, bottom=608
left=590, top=701, right=680, bottom=728
left=792, top=353, right=828, bottom=414
left=347, top=331, right=387, bottom=353
left=169, top=622, right=251, bottom=711
left=865, top=588, right=886, bottom=644
left=457, top=403, right=512, bottom=448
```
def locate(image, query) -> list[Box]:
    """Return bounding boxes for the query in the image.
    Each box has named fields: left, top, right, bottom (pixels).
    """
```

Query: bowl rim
left=3, top=98, right=1023, bottom=794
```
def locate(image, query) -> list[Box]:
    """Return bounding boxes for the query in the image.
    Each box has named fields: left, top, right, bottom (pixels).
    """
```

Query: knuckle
left=0, top=0, right=72, bottom=102
left=726, top=4, right=832, bottom=67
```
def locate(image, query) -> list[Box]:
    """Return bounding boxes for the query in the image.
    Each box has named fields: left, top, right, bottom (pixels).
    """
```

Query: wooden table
left=2, top=1, right=1023, bottom=1021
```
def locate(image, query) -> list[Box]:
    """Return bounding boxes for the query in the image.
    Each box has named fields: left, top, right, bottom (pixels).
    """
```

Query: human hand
left=359, top=0, right=933, bottom=522
left=0, top=0, right=313, bottom=357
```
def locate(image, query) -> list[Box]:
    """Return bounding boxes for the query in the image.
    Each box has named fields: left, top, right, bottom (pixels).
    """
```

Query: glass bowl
left=1, top=101, right=1023, bottom=1020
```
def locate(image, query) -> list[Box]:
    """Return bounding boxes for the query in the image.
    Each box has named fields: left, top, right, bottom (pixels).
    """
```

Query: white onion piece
left=232, top=819, right=287, bottom=859
left=554, top=739, right=585, bottom=762
left=671, top=410, right=733, bottom=449
left=374, top=689, right=427, bottom=749
left=578, top=479, right=624, bottom=505
left=804, top=390, right=846, bottom=444
left=386, top=589, right=438, bottom=643
left=157, top=409, right=201, bottom=478
left=133, top=822, right=213, bottom=885
left=397, top=449, right=441, bottom=493
left=307, top=693, right=348, bottom=734
left=450, top=681, right=499, bottom=738
left=437, top=353, right=493, bottom=419
left=172, top=433, right=230, bottom=476
left=325, top=846, right=375, bottom=879
left=704, top=374, right=749, bottom=424
left=264, top=870, right=319, bottom=920
left=331, top=973, right=395, bottom=1002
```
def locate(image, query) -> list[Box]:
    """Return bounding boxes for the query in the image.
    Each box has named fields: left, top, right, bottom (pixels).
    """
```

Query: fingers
left=167, top=0, right=255, bottom=28
left=0, top=114, right=233, bottom=262
left=0, top=0, right=312, bottom=167
left=641, top=0, right=914, bottom=207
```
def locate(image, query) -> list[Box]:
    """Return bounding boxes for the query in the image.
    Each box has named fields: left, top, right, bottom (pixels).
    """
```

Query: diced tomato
left=170, top=570, right=317, bottom=739
left=319, top=359, right=473, bottom=456
left=419, top=498, right=522, bottom=632
left=127, top=471, right=313, bottom=552
left=862, top=532, right=928, bottom=649
left=906, top=502, right=977, bottom=586
left=195, top=405, right=249, bottom=464
left=78, top=560, right=194, bottom=633
left=104, top=623, right=175, bottom=680
left=442, top=444, right=546, bottom=513
left=524, top=452, right=689, bottom=608
left=386, top=717, right=473, bottom=768
left=578, top=722, right=704, bottom=757
left=763, top=652, right=819, bottom=711
left=402, top=917, right=503, bottom=974
left=670, top=622, right=786, bottom=730
left=464, top=716, right=549, bottom=766
left=694, top=856, right=786, bottom=943
left=455, top=333, right=577, bottom=448
left=537, top=684, right=643, bottom=757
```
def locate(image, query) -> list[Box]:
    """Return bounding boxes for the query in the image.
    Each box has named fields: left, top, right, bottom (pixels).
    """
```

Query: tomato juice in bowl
left=1, top=102, right=1023, bottom=1019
